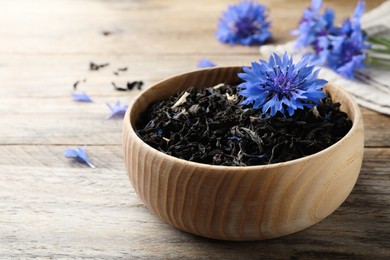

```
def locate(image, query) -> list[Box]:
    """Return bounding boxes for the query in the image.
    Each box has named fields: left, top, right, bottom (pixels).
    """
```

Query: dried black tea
left=102, top=31, right=112, bottom=36
left=136, top=84, right=352, bottom=166
left=90, top=62, right=109, bottom=71
left=112, top=81, right=144, bottom=91
left=73, top=78, right=86, bottom=90
left=113, top=67, right=128, bottom=76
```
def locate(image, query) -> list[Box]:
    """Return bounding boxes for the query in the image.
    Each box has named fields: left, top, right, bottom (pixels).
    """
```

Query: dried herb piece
left=136, top=84, right=352, bottom=166
left=102, top=31, right=112, bottom=36
left=90, top=62, right=109, bottom=71
left=73, top=79, right=86, bottom=90
left=127, top=81, right=143, bottom=90
left=73, top=80, right=80, bottom=90
left=112, top=82, right=127, bottom=91
left=113, top=67, right=128, bottom=76
left=112, top=81, right=143, bottom=91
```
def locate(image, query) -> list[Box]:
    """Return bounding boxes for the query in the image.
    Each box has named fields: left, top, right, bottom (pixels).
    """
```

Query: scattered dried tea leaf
left=64, top=146, right=95, bottom=168
left=171, top=91, right=191, bottom=109
left=90, top=62, right=109, bottom=71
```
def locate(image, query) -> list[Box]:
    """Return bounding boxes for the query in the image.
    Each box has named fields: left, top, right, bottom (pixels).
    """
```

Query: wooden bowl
left=122, top=67, right=364, bottom=241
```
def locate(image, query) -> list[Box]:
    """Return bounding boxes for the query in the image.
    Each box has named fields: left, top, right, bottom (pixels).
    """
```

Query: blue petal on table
left=106, top=100, right=129, bottom=119
left=64, top=146, right=95, bottom=168
left=71, top=92, right=94, bottom=102
left=197, top=58, right=216, bottom=68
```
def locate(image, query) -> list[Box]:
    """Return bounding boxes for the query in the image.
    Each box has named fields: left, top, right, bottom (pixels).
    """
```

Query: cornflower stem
left=366, top=55, right=390, bottom=69
left=355, top=70, right=390, bottom=94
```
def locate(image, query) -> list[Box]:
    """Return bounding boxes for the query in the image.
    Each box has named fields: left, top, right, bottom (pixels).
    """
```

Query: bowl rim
left=124, top=66, right=363, bottom=171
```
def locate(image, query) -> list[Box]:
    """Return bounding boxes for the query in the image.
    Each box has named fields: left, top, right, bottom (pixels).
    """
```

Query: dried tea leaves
left=112, top=81, right=143, bottom=91
left=136, top=84, right=352, bottom=166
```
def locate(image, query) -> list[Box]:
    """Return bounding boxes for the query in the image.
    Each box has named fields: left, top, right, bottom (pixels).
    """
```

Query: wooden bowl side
left=122, top=67, right=364, bottom=241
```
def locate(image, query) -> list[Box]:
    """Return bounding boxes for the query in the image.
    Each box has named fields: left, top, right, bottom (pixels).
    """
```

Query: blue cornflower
left=216, top=1, right=271, bottom=46
left=106, top=100, right=128, bottom=119
left=315, top=1, right=370, bottom=78
left=238, top=53, right=327, bottom=117
left=64, top=146, right=95, bottom=168
left=197, top=58, right=216, bottom=68
left=291, top=0, right=335, bottom=49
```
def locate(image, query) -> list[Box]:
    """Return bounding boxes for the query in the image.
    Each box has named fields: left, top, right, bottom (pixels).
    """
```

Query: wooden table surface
left=1, top=0, right=389, bottom=258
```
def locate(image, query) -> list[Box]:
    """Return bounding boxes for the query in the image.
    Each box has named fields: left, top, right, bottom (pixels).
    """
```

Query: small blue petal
left=197, top=58, right=216, bottom=68
left=64, top=146, right=95, bottom=168
left=106, top=100, right=129, bottom=119
left=311, top=0, right=322, bottom=12
left=228, top=136, right=242, bottom=141
left=353, top=1, right=365, bottom=19
left=72, top=92, right=93, bottom=102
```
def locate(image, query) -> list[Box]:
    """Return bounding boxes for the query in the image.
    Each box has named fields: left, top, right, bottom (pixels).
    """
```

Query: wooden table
left=1, top=0, right=389, bottom=258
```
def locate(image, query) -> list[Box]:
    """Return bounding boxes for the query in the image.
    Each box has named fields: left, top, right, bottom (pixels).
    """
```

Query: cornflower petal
left=197, top=58, right=216, bottom=68
left=106, top=100, right=129, bottom=119
left=64, top=146, right=95, bottom=168
left=71, top=92, right=94, bottom=102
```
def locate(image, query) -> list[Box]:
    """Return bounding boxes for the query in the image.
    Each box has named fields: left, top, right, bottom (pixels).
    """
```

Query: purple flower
left=106, top=100, right=128, bottom=119
left=294, top=0, right=370, bottom=78
left=238, top=53, right=327, bottom=117
left=216, top=1, right=271, bottom=46
left=291, top=0, right=335, bottom=49
left=197, top=58, right=216, bottom=68
left=71, top=92, right=93, bottom=102
left=64, top=146, right=95, bottom=168
left=316, top=1, right=370, bottom=78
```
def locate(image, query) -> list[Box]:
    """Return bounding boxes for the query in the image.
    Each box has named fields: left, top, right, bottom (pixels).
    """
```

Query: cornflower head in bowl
left=216, top=1, right=271, bottom=46
left=238, top=53, right=327, bottom=117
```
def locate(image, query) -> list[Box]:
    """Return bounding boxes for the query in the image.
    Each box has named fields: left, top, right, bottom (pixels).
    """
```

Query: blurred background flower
left=292, top=0, right=389, bottom=79
left=216, top=1, right=271, bottom=46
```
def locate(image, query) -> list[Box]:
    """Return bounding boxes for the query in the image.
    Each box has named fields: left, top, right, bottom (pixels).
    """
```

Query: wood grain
left=0, top=0, right=383, bottom=55
left=0, top=0, right=389, bottom=257
left=123, top=67, right=365, bottom=240
left=0, top=146, right=388, bottom=258
left=0, top=54, right=388, bottom=146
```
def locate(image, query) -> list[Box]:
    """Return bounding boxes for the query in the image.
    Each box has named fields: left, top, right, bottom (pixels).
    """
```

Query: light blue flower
left=238, top=53, right=327, bottom=117
left=316, top=1, right=370, bottom=78
left=64, top=146, right=95, bottom=168
left=294, top=0, right=370, bottom=78
left=216, top=1, right=271, bottom=46
left=197, top=58, right=216, bottom=68
left=106, top=100, right=128, bottom=119
left=71, top=92, right=94, bottom=102
left=291, top=0, right=335, bottom=49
